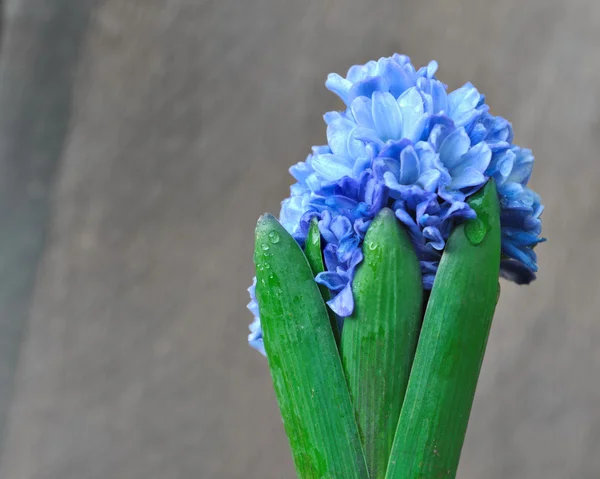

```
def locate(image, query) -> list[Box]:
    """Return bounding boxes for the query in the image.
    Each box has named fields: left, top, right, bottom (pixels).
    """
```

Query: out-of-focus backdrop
left=0, top=1, right=599, bottom=478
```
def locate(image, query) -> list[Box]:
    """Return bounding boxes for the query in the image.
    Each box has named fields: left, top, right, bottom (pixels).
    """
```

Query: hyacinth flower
left=248, top=55, right=544, bottom=479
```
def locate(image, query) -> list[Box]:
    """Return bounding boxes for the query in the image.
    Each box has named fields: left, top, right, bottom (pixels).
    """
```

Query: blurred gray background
left=0, top=0, right=598, bottom=478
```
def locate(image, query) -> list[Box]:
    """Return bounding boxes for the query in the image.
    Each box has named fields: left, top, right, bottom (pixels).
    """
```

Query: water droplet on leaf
left=268, top=230, right=280, bottom=244
left=368, top=241, right=377, bottom=251
left=465, top=219, right=488, bottom=246
left=261, top=243, right=270, bottom=251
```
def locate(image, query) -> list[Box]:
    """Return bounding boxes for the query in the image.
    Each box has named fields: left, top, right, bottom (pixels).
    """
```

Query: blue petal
left=315, top=271, right=347, bottom=291
left=498, top=182, right=525, bottom=201
left=501, top=242, right=538, bottom=272
left=394, top=207, right=422, bottom=241
left=469, top=123, right=487, bottom=144
left=337, top=234, right=360, bottom=262
left=349, top=76, right=389, bottom=103
left=330, top=215, right=352, bottom=240
left=422, top=274, right=436, bottom=290
left=423, top=226, right=445, bottom=250
left=323, top=243, right=341, bottom=271
left=499, top=259, right=536, bottom=284
left=327, top=283, right=354, bottom=316
left=372, top=91, right=403, bottom=140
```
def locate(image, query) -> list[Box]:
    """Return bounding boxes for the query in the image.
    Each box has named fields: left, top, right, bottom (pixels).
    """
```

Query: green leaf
left=385, top=181, right=501, bottom=479
left=341, top=208, right=423, bottom=479
left=254, top=214, right=370, bottom=479
left=304, top=217, right=341, bottom=347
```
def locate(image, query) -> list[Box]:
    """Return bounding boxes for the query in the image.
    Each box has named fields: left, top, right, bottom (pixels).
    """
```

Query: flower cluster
left=248, top=55, right=544, bottom=355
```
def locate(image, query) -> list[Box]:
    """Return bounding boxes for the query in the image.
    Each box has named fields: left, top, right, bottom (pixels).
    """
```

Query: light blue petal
left=327, top=283, right=354, bottom=317
left=248, top=334, right=266, bottom=356
left=380, top=57, right=414, bottom=97
left=323, top=111, right=345, bottom=125
left=290, top=160, right=312, bottom=182
left=488, top=149, right=516, bottom=181
left=438, top=127, right=471, bottom=170
left=451, top=141, right=492, bottom=177
left=372, top=91, right=403, bottom=140
left=397, top=87, right=426, bottom=142
left=327, top=118, right=355, bottom=157
left=448, top=82, right=480, bottom=124
left=507, top=148, right=534, bottom=184
left=352, top=126, right=385, bottom=147
left=399, top=145, right=420, bottom=184
left=449, top=167, right=486, bottom=189
left=498, top=182, right=524, bottom=201
left=351, top=97, right=376, bottom=129
left=325, top=73, right=352, bottom=104
left=280, top=196, right=306, bottom=233
left=426, top=60, right=438, bottom=78
left=432, top=81, right=448, bottom=113
left=417, top=169, right=441, bottom=192
left=347, top=133, right=367, bottom=160
left=311, top=154, right=353, bottom=181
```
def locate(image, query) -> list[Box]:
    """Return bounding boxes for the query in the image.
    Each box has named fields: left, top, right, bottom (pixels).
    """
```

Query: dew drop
left=268, top=230, right=280, bottom=244
left=368, top=241, right=377, bottom=251
left=261, top=243, right=270, bottom=251
left=464, top=218, right=488, bottom=246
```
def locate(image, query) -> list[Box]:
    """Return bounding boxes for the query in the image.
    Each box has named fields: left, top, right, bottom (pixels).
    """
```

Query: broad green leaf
left=254, top=214, right=369, bottom=479
left=385, top=181, right=501, bottom=479
left=304, top=217, right=341, bottom=347
left=341, top=208, right=423, bottom=479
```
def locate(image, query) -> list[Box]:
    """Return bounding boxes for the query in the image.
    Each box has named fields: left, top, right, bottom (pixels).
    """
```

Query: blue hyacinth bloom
left=248, top=54, right=544, bottom=354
